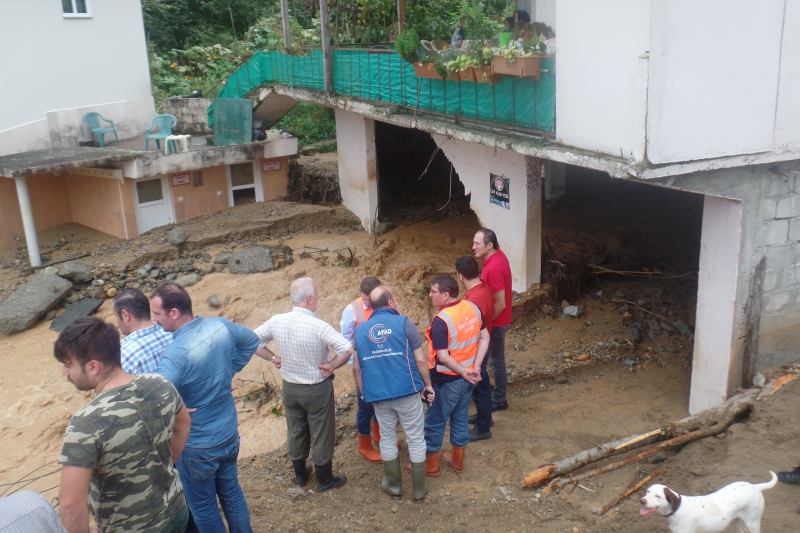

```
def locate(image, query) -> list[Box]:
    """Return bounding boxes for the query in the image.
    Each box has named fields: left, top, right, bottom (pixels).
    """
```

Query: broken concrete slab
left=57, top=261, right=93, bottom=283
left=50, top=298, right=104, bottom=333
left=228, top=247, right=274, bottom=274
left=0, top=273, right=73, bottom=334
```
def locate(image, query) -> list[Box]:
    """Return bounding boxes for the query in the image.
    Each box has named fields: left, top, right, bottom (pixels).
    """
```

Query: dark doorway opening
left=232, top=188, right=257, bottom=205
left=374, top=121, right=473, bottom=223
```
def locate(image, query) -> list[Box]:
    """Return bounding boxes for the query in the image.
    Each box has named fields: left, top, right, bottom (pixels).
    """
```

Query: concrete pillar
left=335, top=109, right=378, bottom=232
left=14, top=176, right=41, bottom=267
left=689, top=195, right=743, bottom=414
left=433, top=133, right=542, bottom=291
left=544, top=160, right=565, bottom=201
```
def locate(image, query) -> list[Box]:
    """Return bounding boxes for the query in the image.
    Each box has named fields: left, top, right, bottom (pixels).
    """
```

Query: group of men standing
left=29, top=227, right=511, bottom=533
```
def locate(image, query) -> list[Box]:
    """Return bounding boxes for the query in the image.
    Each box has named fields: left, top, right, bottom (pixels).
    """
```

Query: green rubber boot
left=411, top=461, right=429, bottom=500
left=380, top=457, right=402, bottom=496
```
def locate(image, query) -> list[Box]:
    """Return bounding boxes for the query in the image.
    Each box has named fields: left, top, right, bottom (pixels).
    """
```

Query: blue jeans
left=489, top=326, right=508, bottom=405
left=471, top=359, right=493, bottom=433
left=356, top=393, right=377, bottom=436
left=425, top=378, right=476, bottom=451
left=177, top=433, right=252, bottom=533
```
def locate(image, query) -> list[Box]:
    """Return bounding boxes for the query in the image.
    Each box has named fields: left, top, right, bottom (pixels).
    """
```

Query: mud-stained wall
left=172, top=166, right=229, bottom=223
left=659, top=160, right=800, bottom=410
left=0, top=174, right=73, bottom=250
left=260, top=157, right=290, bottom=201
left=335, top=109, right=378, bottom=231
left=66, top=174, right=128, bottom=239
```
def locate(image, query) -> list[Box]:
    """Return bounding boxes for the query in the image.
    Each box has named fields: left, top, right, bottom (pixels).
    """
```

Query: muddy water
left=0, top=215, right=477, bottom=497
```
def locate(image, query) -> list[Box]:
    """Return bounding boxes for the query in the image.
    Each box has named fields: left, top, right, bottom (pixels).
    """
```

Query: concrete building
left=208, top=0, right=799, bottom=413
left=0, top=0, right=297, bottom=265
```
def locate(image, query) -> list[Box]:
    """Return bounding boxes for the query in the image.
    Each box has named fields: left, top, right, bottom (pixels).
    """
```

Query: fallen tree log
left=523, top=387, right=758, bottom=488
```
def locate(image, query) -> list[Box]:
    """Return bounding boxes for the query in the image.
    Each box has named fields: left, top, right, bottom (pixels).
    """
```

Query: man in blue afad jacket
left=352, top=285, right=435, bottom=500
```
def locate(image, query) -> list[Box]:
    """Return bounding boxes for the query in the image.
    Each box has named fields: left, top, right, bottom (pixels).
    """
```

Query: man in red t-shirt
left=456, top=256, right=494, bottom=442
left=473, top=228, right=512, bottom=411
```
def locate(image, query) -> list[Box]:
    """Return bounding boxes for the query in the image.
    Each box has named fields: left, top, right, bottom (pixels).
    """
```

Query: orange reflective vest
left=425, top=299, right=482, bottom=376
left=350, top=299, right=373, bottom=326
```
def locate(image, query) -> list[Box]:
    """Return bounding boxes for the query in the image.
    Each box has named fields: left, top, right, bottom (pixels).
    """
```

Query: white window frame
left=62, top=0, right=92, bottom=19
left=225, top=162, right=264, bottom=207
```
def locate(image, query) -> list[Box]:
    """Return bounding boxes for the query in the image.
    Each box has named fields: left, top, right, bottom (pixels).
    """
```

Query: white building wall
left=0, top=0, right=155, bottom=153
left=433, top=134, right=542, bottom=292
left=534, top=0, right=556, bottom=33
left=646, top=0, right=784, bottom=164
left=555, top=0, right=652, bottom=159
left=773, top=0, right=800, bottom=150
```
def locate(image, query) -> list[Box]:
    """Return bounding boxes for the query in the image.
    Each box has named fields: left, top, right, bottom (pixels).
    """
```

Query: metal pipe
left=320, top=0, right=332, bottom=92
left=279, top=0, right=293, bottom=51
left=14, top=176, right=41, bottom=267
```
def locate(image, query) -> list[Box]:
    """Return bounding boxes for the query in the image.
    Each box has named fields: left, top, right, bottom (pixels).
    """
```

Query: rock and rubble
left=0, top=273, right=72, bottom=334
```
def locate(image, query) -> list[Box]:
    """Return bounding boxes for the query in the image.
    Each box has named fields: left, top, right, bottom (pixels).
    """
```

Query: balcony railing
left=210, top=48, right=555, bottom=136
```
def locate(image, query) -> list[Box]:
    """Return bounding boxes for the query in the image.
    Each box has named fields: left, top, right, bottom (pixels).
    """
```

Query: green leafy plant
left=451, top=0, right=503, bottom=40
left=465, top=40, right=492, bottom=67
left=436, top=47, right=462, bottom=76
left=394, top=29, right=420, bottom=63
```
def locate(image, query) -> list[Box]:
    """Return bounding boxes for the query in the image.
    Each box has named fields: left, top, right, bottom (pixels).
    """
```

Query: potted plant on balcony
left=396, top=28, right=440, bottom=79
left=436, top=47, right=463, bottom=81
left=464, top=41, right=500, bottom=84
left=490, top=36, right=546, bottom=79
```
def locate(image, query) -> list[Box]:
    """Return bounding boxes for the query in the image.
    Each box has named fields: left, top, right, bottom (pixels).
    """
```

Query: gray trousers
left=373, top=393, right=426, bottom=463
left=282, top=378, right=335, bottom=465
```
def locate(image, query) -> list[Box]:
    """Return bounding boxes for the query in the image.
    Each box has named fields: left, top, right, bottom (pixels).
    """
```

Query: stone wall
left=163, top=98, right=212, bottom=135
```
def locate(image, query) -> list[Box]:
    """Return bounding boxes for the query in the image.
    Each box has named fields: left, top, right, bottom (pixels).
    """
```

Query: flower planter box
left=412, top=62, right=440, bottom=79
left=490, top=53, right=542, bottom=80
left=446, top=71, right=462, bottom=82
left=457, top=68, right=477, bottom=82
left=472, top=66, right=502, bottom=85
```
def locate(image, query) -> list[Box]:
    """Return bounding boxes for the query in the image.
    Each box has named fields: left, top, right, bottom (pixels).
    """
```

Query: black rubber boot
left=291, top=459, right=312, bottom=486
left=777, top=466, right=800, bottom=484
left=410, top=461, right=429, bottom=500
left=316, top=461, right=347, bottom=492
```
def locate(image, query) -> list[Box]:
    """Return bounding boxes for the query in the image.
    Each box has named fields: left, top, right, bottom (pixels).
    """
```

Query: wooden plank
left=398, top=0, right=406, bottom=32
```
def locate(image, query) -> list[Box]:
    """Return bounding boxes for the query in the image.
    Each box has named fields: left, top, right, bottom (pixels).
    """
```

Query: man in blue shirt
left=351, top=285, right=435, bottom=500
left=113, top=288, right=172, bottom=374
left=153, top=282, right=259, bottom=533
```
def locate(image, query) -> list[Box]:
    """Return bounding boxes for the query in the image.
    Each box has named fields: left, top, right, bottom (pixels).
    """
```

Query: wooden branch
left=524, top=388, right=758, bottom=488
left=601, top=470, right=661, bottom=515
left=23, top=252, right=90, bottom=272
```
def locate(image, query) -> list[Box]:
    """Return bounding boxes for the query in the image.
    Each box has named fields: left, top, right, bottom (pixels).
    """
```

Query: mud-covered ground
left=1, top=184, right=798, bottom=532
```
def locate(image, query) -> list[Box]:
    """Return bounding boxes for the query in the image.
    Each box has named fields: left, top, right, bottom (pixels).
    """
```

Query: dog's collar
left=664, top=494, right=682, bottom=517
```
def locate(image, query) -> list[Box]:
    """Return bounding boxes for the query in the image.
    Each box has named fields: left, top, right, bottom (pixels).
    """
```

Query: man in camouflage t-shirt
left=55, top=317, right=191, bottom=533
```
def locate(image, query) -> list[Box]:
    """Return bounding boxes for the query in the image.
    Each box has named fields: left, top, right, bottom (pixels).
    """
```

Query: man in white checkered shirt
left=0, top=491, right=65, bottom=533
left=113, top=289, right=173, bottom=374
left=254, top=277, right=353, bottom=493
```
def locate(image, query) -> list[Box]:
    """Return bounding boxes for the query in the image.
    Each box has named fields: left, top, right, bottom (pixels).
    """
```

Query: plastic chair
left=420, top=40, right=436, bottom=52
left=144, top=114, right=178, bottom=152
left=83, top=112, right=119, bottom=148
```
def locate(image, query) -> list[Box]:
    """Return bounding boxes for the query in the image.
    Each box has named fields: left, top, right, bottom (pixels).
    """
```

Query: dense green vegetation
left=274, top=103, right=337, bottom=148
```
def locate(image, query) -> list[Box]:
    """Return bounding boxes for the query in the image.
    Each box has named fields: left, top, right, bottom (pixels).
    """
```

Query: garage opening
left=375, top=122, right=473, bottom=223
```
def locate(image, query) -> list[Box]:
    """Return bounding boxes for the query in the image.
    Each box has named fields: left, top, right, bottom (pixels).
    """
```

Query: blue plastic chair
left=144, top=114, right=178, bottom=152
left=83, top=112, right=119, bottom=148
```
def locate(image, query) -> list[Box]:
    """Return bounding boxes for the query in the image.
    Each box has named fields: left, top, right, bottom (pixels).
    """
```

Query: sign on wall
left=489, top=174, right=510, bottom=209
left=262, top=160, right=281, bottom=172
left=171, top=172, right=191, bottom=186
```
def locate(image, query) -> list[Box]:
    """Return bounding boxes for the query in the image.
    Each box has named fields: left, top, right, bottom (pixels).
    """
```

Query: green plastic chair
left=83, top=112, right=119, bottom=148
left=144, top=114, right=178, bottom=152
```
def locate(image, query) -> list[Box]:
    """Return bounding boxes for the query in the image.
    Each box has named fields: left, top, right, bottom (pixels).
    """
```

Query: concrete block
left=57, top=261, right=93, bottom=283
left=777, top=265, right=800, bottom=291
left=765, top=243, right=800, bottom=268
left=775, top=197, right=793, bottom=219
left=790, top=218, right=800, bottom=243
left=756, top=220, right=789, bottom=247
left=228, top=247, right=274, bottom=274
left=792, top=195, right=800, bottom=217
left=0, top=273, right=73, bottom=334
left=759, top=197, right=777, bottom=220
left=763, top=290, right=791, bottom=313
left=762, top=176, right=793, bottom=198
left=764, top=270, right=778, bottom=292
left=50, top=298, right=104, bottom=333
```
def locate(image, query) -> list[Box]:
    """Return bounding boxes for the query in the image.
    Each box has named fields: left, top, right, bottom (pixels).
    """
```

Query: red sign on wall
left=171, top=172, right=191, bottom=186
left=261, top=160, right=281, bottom=172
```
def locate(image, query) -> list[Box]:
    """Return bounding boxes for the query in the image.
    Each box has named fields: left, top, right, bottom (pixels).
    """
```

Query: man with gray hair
left=253, top=277, right=353, bottom=492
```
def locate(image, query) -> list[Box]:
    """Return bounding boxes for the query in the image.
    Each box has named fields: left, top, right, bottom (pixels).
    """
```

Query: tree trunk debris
left=601, top=469, right=661, bottom=515
left=523, top=387, right=759, bottom=489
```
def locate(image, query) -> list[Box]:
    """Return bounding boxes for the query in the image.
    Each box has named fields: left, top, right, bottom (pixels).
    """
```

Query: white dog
left=639, top=471, right=777, bottom=533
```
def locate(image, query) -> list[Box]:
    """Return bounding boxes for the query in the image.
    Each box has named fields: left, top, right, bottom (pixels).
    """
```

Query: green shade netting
left=208, top=49, right=554, bottom=133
